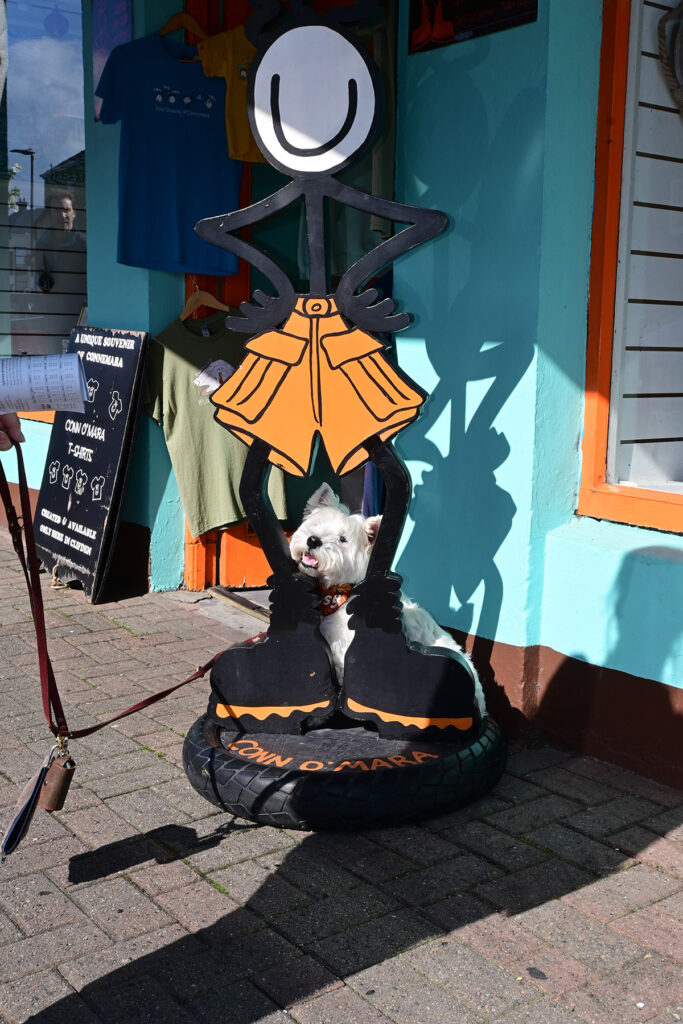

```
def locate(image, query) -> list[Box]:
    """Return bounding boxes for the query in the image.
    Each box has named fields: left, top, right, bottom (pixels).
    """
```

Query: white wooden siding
left=607, top=0, right=683, bottom=491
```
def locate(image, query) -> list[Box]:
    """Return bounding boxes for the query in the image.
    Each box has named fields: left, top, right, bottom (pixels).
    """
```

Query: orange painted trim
left=345, top=698, right=474, bottom=731
left=18, top=411, right=55, bottom=423
left=579, top=0, right=682, bottom=534
left=215, top=700, right=331, bottom=720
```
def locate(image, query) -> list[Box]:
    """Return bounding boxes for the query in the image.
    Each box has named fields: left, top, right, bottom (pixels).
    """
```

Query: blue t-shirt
left=96, top=33, right=241, bottom=275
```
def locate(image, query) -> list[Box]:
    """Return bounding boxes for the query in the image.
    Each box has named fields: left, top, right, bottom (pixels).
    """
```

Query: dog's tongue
left=302, top=553, right=319, bottom=568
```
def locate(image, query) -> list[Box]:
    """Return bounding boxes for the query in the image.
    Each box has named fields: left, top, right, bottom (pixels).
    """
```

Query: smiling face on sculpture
left=250, top=24, right=380, bottom=176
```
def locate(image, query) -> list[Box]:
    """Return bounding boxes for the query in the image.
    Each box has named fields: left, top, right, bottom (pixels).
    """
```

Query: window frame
left=579, top=0, right=683, bottom=533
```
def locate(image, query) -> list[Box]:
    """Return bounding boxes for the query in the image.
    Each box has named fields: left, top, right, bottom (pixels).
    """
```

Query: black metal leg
left=239, top=439, right=294, bottom=576
left=363, top=436, right=412, bottom=576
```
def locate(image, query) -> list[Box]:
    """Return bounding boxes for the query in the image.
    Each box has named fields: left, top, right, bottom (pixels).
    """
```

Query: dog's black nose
left=307, top=535, right=322, bottom=550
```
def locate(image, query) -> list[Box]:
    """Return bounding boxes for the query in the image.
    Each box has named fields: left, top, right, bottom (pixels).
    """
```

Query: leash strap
left=0, top=441, right=219, bottom=742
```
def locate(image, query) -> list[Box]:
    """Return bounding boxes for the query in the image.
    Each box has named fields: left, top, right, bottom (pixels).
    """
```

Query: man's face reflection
left=53, top=197, right=75, bottom=231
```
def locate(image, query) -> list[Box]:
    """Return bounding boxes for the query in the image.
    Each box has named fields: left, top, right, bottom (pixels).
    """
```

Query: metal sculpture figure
left=195, top=0, right=481, bottom=743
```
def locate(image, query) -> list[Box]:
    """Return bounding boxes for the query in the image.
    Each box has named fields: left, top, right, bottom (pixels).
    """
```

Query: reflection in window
left=0, top=0, right=86, bottom=357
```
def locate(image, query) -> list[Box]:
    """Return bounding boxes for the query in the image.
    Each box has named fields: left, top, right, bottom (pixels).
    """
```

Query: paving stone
left=422, top=892, right=545, bottom=964
left=0, top=969, right=83, bottom=1024
left=564, top=952, right=683, bottom=1024
left=196, top=925, right=301, bottom=979
left=528, top=765, right=622, bottom=805
left=58, top=925, right=194, bottom=988
left=69, top=875, right=174, bottom=941
left=154, top=879, right=261, bottom=941
left=290, top=985, right=395, bottom=1024
left=0, top=872, right=84, bottom=935
left=185, top=823, right=296, bottom=872
left=492, top=774, right=549, bottom=803
left=349, top=846, right=415, bottom=884
left=442, top=819, right=548, bottom=870
left=128, top=857, right=199, bottom=897
left=381, top=853, right=503, bottom=908
left=404, top=935, right=536, bottom=1018
left=505, top=745, right=575, bottom=776
left=49, top=837, right=166, bottom=889
left=493, top=999, right=594, bottom=1024
left=309, top=909, right=436, bottom=976
left=485, top=795, right=583, bottom=835
left=0, top=834, right=89, bottom=882
left=211, top=861, right=311, bottom=919
left=188, top=977, right=291, bottom=1024
left=423, top=794, right=511, bottom=830
left=527, top=822, right=632, bottom=874
left=57, top=803, right=139, bottom=848
left=563, top=757, right=683, bottom=808
left=609, top=826, right=683, bottom=879
left=513, top=900, right=648, bottom=972
left=258, top=845, right=361, bottom=899
left=0, top=920, right=111, bottom=984
left=610, top=904, right=683, bottom=962
left=277, top=883, right=399, bottom=942
left=347, top=955, right=482, bottom=1024
left=474, top=858, right=592, bottom=914
left=80, top=971, right=199, bottom=1023
left=87, top=761, right=179, bottom=800
left=363, top=825, right=463, bottom=865
left=0, top=908, right=23, bottom=945
left=253, top=954, right=343, bottom=1008
left=567, top=795, right=663, bottom=838
left=105, top=787, right=190, bottom=831
left=643, top=807, right=683, bottom=841
left=509, top=946, right=592, bottom=998
left=561, top=864, right=681, bottom=922
left=656, top=891, right=683, bottom=920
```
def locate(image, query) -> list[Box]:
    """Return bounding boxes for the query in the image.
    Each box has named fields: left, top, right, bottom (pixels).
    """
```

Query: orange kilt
left=210, top=296, right=425, bottom=476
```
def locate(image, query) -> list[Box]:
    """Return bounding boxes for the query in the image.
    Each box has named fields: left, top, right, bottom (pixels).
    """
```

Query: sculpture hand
left=226, top=287, right=296, bottom=333
left=335, top=287, right=410, bottom=334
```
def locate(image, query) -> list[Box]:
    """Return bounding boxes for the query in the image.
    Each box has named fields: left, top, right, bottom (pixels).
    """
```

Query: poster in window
left=409, top=0, right=538, bottom=54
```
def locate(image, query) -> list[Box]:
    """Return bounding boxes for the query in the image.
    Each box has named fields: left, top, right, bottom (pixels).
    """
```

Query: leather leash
left=0, top=440, right=220, bottom=744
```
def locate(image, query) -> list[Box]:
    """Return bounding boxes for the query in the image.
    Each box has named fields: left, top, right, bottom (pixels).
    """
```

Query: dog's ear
left=365, top=515, right=382, bottom=544
left=304, top=482, right=342, bottom=517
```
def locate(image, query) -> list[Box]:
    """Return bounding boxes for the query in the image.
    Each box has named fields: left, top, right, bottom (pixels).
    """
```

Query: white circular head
left=250, top=25, right=379, bottom=176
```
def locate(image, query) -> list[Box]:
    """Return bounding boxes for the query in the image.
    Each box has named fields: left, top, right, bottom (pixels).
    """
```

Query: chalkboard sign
left=409, top=0, right=537, bottom=54
left=34, top=326, right=148, bottom=602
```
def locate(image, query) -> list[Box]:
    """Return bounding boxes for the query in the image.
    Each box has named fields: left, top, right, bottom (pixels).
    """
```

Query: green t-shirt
left=143, top=311, right=287, bottom=537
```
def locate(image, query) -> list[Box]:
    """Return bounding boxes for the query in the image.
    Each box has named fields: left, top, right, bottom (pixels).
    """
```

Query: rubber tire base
left=183, top=714, right=507, bottom=831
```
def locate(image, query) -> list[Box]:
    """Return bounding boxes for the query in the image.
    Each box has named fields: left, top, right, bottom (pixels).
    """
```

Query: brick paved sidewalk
left=0, top=531, right=681, bottom=1024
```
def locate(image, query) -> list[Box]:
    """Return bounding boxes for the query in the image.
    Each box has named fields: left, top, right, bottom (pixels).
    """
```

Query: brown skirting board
left=465, top=633, right=683, bottom=790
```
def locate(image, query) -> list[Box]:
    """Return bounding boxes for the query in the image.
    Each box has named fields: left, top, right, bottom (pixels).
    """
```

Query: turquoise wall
left=394, top=0, right=683, bottom=690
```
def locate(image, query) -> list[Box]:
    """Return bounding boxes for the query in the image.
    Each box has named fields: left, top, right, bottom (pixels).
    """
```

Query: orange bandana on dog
left=318, top=583, right=353, bottom=616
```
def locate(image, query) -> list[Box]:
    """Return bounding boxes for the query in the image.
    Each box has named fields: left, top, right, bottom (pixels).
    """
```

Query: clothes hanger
left=180, top=282, right=231, bottom=321
left=159, top=12, right=207, bottom=41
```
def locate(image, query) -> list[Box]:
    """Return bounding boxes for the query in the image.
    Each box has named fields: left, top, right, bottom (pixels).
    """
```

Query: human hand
left=0, top=413, right=25, bottom=452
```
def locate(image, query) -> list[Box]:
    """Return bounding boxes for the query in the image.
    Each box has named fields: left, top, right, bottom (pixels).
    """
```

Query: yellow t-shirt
left=198, top=26, right=265, bottom=163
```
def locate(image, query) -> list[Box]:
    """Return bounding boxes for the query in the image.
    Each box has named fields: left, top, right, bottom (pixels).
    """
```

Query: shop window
left=580, top=0, right=683, bottom=532
left=0, top=1, right=87, bottom=361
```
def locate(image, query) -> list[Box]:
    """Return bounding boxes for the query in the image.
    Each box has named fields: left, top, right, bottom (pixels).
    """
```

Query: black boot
left=207, top=571, right=337, bottom=735
left=340, top=572, right=481, bottom=742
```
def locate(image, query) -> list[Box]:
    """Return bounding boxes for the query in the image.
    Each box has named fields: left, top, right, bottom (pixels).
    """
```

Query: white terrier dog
left=289, top=483, right=486, bottom=716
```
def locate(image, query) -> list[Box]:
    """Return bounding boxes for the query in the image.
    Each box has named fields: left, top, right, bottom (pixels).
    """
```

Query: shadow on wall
left=535, top=547, right=683, bottom=784
left=394, top=44, right=543, bottom=718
